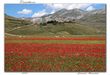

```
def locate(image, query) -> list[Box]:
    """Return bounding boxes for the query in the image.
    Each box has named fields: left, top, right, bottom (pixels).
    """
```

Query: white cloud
left=32, top=4, right=93, bottom=17
left=86, top=6, right=95, bottom=11
left=32, top=9, right=48, bottom=17
left=17, top=9, right=32, bottom=15
left=50, top=10, right=55, bottom=14
left=46, top=4, right=92, bottom=10
left=67, top=4, right=92, bottom=10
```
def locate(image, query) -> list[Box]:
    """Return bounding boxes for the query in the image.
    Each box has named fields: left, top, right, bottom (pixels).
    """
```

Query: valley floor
left=5, top=35, right=106, bottom=72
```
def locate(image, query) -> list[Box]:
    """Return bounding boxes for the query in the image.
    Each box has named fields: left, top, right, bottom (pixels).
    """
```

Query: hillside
left=5, top=14, right=32, bottom=32
left=6, top=22, right=104, bottom=36
left=78, top=9, right=106, bottom=34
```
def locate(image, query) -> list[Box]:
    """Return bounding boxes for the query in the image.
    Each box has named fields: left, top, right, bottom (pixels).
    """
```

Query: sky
left=4, top=3, right=106, bottom=18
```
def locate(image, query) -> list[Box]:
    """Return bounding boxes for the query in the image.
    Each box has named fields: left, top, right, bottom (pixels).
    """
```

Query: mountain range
left=5, top=8, right=106, bottom=36
left=31, top=8, right=106, bottom=23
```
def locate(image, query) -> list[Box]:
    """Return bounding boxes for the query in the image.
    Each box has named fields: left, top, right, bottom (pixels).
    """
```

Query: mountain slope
left=5, top=14, right=32, bottom=32
left=78, top=9, right=106, bottom=34
left=7, top=22, right=103, bottom=35
left=47, top=9, right=84, bottom=22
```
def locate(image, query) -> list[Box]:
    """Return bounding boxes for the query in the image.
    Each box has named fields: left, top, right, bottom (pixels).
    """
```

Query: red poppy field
left=5, top=36, right=106, bottom=72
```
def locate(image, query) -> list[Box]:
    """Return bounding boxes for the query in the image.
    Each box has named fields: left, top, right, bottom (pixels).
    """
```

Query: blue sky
left=4, top=4, right=106, bottom=18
